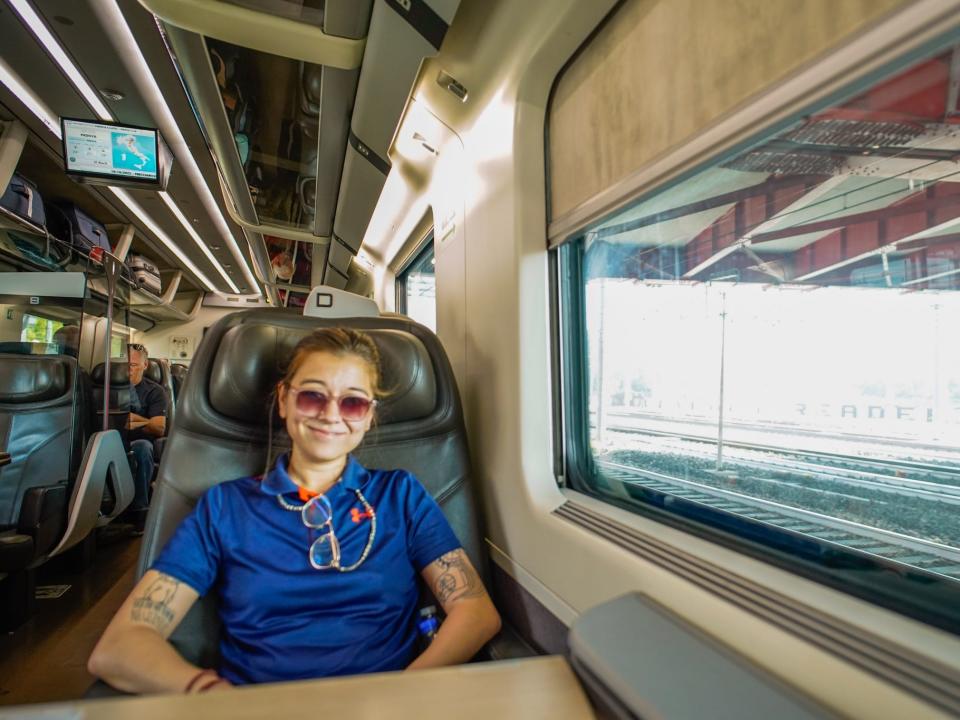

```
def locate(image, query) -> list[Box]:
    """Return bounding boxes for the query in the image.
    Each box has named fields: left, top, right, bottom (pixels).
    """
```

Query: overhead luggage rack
left=0, top=202, right=45, bottom=237
left=141, top=0, right=460, bottom=292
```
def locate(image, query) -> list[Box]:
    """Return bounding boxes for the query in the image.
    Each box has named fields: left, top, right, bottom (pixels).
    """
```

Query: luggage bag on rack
left=53, top=203, right=111, bottom=256
left=0, top=174, right=46, bottom=227
left=127, top=253, right=162, bottom=295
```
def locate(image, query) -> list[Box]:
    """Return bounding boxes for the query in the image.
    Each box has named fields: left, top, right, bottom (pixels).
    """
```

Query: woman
left=88, top=328, right=501, bottom=693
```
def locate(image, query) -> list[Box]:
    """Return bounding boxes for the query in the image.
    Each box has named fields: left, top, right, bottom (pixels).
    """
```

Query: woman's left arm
left=407, top=548, right=502, bottom=670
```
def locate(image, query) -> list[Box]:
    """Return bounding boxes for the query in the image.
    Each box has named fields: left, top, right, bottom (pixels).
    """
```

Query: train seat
left=90, top=362, right=131, bottom=436
left=145, top=358, right=175, bottom=421
left=136, top=309, right=496, bottom=669
left=169, top=363, right=188, bottom=402
left=145, top=358, right=174, bottom=458
left=0, top=353, right=85, bottom=628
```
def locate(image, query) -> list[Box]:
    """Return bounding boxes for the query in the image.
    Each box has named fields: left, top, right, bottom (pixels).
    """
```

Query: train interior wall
left=357, top=0, right=960, bottom=717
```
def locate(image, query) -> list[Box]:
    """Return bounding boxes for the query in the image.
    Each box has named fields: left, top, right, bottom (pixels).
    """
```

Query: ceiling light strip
left=9, top=0, right=238, bottom=296
left=7, top=0, right=113, bottom=121
left=160, top=191, right=239, bottom=292
left=110, top=187, right=219, bottom=293
left=0, top=57, right=60, bottom=137
left=96, top=0, right=261, bottom=295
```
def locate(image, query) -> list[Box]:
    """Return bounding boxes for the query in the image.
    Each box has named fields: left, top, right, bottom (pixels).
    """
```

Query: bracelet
left=184, top=668, right=217, bottom=694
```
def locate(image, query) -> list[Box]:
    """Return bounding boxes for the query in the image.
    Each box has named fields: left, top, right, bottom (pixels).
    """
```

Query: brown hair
left=278, top=327, right=385, bottom=398
left=263, top=328, right=384, bottom=477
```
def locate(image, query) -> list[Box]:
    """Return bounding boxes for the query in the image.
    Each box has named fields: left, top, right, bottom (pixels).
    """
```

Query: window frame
left=552, top=41, right=960, bottom=637
left=396, top=233, right=436, bottom=323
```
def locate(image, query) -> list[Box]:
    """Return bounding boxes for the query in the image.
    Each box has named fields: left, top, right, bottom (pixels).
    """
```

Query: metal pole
left=100, top=252, right=123, bottom=432
left=716, top=291, right=727, bottom=471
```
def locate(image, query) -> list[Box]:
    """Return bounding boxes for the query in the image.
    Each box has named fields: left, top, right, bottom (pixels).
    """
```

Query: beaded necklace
left=276, top=488, right=377, bottom=572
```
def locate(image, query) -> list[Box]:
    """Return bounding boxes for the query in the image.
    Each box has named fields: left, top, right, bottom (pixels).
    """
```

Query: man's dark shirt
left=129, top=377, right=168, bottom=443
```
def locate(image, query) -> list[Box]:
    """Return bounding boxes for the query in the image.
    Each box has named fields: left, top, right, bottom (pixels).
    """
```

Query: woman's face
left=278, top=351, right=375, bottom=465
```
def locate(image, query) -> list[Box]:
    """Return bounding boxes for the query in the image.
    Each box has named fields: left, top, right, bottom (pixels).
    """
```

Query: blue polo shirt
left=150, top=454, right=461, bottom=684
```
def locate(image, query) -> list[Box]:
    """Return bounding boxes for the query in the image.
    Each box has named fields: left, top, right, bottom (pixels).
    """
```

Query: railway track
left=606, top=426, right=960, bottom=505
left=604, top=409, right=960, bottom=457
left=599, top=460, right=960, bottom=581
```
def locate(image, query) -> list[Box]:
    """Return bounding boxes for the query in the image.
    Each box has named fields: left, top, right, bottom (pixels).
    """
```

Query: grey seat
left=91, top=363, right=131, bottom=436
left=137, top=309, right=487, bottom=669
left=145, top=358, right=175, bottom=428
left=169, top=363, right=188, bottom=403
left=145, top=359, right=174, bottom=462
left=0, top=353, right=86, bottom=629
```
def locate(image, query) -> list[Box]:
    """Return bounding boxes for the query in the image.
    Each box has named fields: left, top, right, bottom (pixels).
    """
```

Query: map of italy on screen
left=63, top=120, right=158, bottom=180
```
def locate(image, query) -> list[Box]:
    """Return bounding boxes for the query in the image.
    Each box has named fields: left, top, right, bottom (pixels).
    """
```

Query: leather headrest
left=303, top=65, right=322, bottom=104
left=92, top=362, right=130, bottom=386
left=208, top=323, right=436, bottom=425
left=0, top=354, right=70, bottom=403
left=146, top=359, right=163, bottom=385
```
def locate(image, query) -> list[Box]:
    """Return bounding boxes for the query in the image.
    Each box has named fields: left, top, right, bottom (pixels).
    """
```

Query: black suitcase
left=51, top=203, right=111, bottom=256
left=0, top=174, right=46, bottom=228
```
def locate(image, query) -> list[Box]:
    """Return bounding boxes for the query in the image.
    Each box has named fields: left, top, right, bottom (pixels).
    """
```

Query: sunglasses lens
left=302, top=494, right=333, bottom=527
left=295, top=390, right=328, bottom=416
left=339, top=396, right=372, bottom=421
left=309, top=533, right=339, bottom=570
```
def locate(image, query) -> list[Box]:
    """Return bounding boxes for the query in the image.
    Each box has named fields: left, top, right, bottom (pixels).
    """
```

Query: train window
left=21, top=313, right=64, bottom=344
left=398, top=240, right=436, bottom=331
left=0, top=301, right=81, bottom=356
left=111, top=325, right=133, bottom=358
left=558, top=45, right=960, bottom=632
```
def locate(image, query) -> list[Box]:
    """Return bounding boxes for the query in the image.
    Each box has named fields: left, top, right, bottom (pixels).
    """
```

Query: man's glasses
left=287, top=386, right=376, bottom=422
left=297, top=491, right=376, bottom=572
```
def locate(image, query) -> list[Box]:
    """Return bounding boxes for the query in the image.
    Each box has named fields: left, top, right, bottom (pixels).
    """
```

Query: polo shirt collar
left=260, top=453, right=369, bottom=496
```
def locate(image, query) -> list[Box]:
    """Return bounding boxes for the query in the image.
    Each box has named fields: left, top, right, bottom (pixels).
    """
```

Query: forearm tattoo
left=131, top=574, right=181, bottom=633
left=431, top=549, right=485, bottom=605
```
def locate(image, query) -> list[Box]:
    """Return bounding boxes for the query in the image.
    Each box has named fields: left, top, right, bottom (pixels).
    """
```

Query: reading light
left=0, top=57, right=60, bottom=137
left=97, top=0, right=261, bottom=295
left=7, top=0, right=114, bottom=121
left=110, top=187, right=219, bottom=293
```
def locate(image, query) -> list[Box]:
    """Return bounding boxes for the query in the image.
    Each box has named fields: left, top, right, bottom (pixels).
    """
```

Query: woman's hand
left=407, top=549, right=501, bottom=670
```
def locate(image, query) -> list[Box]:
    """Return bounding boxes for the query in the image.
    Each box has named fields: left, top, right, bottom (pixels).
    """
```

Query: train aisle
left=0, top=530, right=141, bottom=705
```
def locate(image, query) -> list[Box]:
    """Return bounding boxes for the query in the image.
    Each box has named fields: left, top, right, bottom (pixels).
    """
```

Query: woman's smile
left=306, top=424, right=347, bottom=438
left=277, top=351, right=376, bottom=482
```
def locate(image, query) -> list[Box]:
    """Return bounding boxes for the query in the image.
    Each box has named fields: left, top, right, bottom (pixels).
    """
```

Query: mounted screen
left=60, top=117, right=172, bottom=190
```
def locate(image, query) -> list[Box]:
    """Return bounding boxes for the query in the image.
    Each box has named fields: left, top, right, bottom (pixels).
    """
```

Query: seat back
left=0, top=353, right=84, bottom=561
left=91, top=363, right=131, bottom=435
left=146, top=358, right=175, bottom=429
left=138, top=310, right=482, bottom=667
left=169, top=363, right=188, bottom=403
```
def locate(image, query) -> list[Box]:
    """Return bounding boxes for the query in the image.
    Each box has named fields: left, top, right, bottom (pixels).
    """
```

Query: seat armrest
left=17, top=484, right=68, bottom=558
left=479, top=622, right=537, bottom=661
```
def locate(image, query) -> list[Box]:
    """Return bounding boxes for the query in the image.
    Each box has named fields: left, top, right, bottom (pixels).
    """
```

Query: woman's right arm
left=87, top=570, right=219, bottom=694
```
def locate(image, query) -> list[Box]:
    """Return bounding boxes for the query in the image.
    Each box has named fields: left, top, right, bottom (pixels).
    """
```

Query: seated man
left=126, top=343, right=167, bottom=512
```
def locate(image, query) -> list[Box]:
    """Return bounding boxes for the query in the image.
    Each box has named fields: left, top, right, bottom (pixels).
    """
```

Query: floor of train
left=0, top=527, right=141, bottom=706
